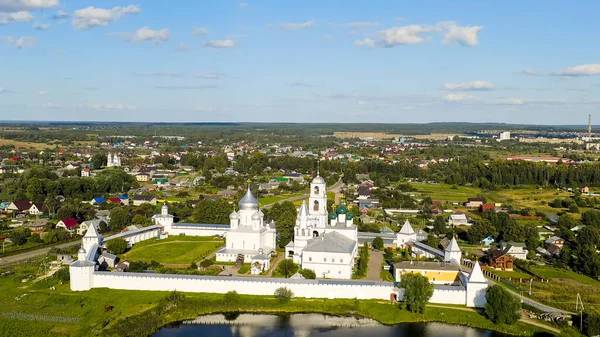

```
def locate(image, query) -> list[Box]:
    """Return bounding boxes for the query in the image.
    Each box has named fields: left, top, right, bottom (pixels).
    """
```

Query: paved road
left=0, top=241, right=80, bottom=266
left=262, top=179, right=345, bottom=209
left=366, top=250, right=383, bottom=281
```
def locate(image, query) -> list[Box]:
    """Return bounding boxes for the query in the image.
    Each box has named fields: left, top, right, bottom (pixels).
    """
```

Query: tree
left=274, top=287, right=293, bottom=304
left=578, top=226, right=600, bottom=248
left=265, top=201, right=297, bottom=248
left=131, top=214, right=151, bottom=226
left=569, top=203, right=580, bottom=214
left=484, top=285, right=521, bottom=325
left=98, top=221, right=108, bottom=233
left=106, top=238, right=128, bottom=254
left=109, top=207, right=129, bottom=230
left=224, top=290, right=241, bottom=308
left=433, top=216, right=446, bottom=234
left=467, top=220, right=495, bottom=244
left=275, top=259, right=299, bottom=278
left=298, top=268, right=316, bottom=279
left=399, top=273, right=434, bottom=314
left=424, top=234, right=440, bottom=250
left=192, top=199, right=233, bottom=224
left=585, top=312, right=600, bottom=337
left=9, top=227, right=30, bottom=246
left=372, top=236, right=384, bottom=250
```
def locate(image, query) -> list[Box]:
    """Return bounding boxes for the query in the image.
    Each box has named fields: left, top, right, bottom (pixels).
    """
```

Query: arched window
left=313, top=200, right=319, bottom=211
left=313, top=230, right=319, bottom=238
left=314, top=186, right=319, bottom=195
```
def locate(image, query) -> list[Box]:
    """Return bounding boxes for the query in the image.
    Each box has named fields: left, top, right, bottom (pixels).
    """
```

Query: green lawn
left=123, top=237, right=223, bottom=265
left=410, top=182, right=481, bottom=202
left=485, top=268, right=532, bottom=280
left=259, top=193, right=304, bottom=205
left=528, top=265, right=600, bottom=285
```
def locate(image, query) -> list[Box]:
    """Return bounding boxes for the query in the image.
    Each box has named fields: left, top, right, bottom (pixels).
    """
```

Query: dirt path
left=366, top=250, right=383, bottom=281
left=427, top=304, right=476, bottom=312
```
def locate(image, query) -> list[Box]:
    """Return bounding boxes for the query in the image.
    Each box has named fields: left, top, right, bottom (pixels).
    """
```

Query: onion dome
left=346, top=211, right=354, bottom=220
left=229, top=210, right=239, bottom=219
left=336, top=204, right=348, bottom=214
left=330, top=213, right=337, bottom=220
left=312, top=175, right=325, bottom=184
left=78, top=247, right=86, bottom=254
left=252, top=211, right=262, bottom=220
left=238, top=187, right=259, bottom=211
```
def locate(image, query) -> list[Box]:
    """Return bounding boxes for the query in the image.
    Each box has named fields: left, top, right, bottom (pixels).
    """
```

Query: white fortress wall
left=429, top=286, right=467, bottom=305
left=91, top=272, right=397, bottom=300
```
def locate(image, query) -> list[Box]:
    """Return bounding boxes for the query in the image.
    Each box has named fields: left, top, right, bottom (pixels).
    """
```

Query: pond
left=153, top=313, right=514, bottom=337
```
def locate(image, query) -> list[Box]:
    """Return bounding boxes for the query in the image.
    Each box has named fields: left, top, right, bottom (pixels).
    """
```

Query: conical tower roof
left=399, top=220, right=415, bottom=235
left=238, top=186, right=259, bottom=210
left=84, top=222, right=100, bottom=238
left=468, top=261, right=487, bottom=284
left=446, top=237, right=461, bottom=252
left=299, top=200, right=309, bottom=216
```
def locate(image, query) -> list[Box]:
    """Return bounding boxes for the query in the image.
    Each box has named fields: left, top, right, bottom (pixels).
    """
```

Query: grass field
left=485, top=268, right=532, bottom=280
left=259, top=193, right=304, bottom=205
left=410, top=182, right=481, bottom=202
left=123, top=236, right=223, bottom=265
left=0, top=138, right=51, bottom=150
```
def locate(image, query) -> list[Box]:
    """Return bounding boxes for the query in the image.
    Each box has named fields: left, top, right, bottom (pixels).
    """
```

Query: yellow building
left=393, top=261, right=461, bottom=285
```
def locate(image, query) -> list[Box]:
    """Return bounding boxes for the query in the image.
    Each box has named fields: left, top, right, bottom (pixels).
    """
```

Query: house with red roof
left=106, top=197, right=123, bottom=205
left=56, top=218, right=79, bottom=232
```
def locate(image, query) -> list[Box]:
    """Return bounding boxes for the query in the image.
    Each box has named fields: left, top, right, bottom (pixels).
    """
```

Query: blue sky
left=1, top=0, right=600, bottom=124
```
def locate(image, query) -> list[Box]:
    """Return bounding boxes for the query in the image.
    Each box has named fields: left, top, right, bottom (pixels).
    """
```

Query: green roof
left=336, top=204, right=348, bottom=214
left=346, top=211, right=354, bottom=220
left=275, top=177, right=289, bottom=182
left=330, top=213, right=337, bottom=220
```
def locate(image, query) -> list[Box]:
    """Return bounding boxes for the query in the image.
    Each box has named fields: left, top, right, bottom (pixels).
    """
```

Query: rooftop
left=393, top=260, right=461, bottom=272
left=303, top=231, right=356, bottom=254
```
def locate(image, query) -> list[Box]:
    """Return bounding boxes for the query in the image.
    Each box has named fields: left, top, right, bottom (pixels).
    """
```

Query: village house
left=498, top=241, right=528, bottom=260
left=7, top=200, right=32, bottom=214
left=465, top=197, right=486, bottom=208
left=28, top=202, right=45, bottom=216
left=545, top=236, right=565, bottom=248
left=488, top=250, right=514, bottom=271
left=448, top=212, right=469, bottom=226
left=132, top=195, right=157, bottom=206
left=56, top=218, right=79, bottom=233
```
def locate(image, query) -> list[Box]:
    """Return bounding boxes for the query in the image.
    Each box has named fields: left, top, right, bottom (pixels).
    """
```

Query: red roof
left=107, top=197, right=122, bottom=203
left=11, top=200, right=32, bottom=211
left=59, top=218, right=79, bottom=229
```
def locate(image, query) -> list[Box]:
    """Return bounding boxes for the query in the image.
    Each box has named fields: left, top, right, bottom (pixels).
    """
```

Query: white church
left=106, top=153, right=121, bottom=167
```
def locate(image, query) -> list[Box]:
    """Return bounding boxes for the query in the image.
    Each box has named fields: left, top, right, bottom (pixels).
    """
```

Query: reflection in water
left=153, top=314, right=512, bottom=337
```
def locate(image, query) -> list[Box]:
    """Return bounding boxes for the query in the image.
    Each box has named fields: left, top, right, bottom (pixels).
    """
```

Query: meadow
left=122, top=236, right=223, bottom=265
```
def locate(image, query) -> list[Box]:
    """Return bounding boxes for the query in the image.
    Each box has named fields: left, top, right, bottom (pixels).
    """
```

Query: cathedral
left=106, top=153, right=121, bottom=167
left=286, top=174, right=358, bottom=279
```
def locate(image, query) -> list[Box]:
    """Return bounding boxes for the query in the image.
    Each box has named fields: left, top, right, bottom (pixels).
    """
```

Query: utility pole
left=529, top=278, right=532, bottom=296
left=576, top=293, right=584, bottom=332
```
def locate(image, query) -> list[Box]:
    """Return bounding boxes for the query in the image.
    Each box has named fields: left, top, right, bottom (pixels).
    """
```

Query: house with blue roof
left=91, top=197, right=106, bottom=205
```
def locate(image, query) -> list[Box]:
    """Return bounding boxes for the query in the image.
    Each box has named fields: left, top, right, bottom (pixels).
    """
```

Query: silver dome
left=78, top=247, right=86, bottom=254
left=312, top=175, right=325, bottom=184
left=238, top=187, right=259, bottom=210
left=251, top=211, right=262, bottom=220
left=229, top=210, right=239, bottom=219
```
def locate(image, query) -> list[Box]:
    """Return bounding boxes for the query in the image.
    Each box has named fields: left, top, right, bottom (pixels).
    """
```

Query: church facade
left=286, top=175, right=359, bottom=279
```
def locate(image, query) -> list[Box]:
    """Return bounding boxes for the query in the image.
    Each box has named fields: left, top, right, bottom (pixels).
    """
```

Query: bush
left=298, top=268, right=316, bottom=279
left=485, top=285, right=521, bottom=324
left=223, top=291, right=241, bottom=308
left=274, top=259, right=298, bottom=278
left=53, top=267, right=70, bottom=283
left=238, top=264, right=250, bottom=274
left=372, top=236, right=384, bottom=250
left=200, top=258, right=214, bottom=268
left=190, top=262, right=198, bottom=270
left=106, top=238, right=128, bottom=254
left=274, top=287, right=293, bottom=304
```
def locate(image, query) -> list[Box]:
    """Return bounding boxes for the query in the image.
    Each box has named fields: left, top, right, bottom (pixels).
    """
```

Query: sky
left=1, top=0, right=600, bottom=124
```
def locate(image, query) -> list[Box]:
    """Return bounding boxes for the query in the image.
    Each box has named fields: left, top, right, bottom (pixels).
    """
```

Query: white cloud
left=357, top=100, right=368, bottom=105
left=203, top=39, right=236, bottom=48
left=196, top=73, right=222, bottom=79
left=343, top=22, right=378, bottom=28
left=51, top=10, right=68, bottom=19
left=355, top=21, right=483, bottom=48
left=443, top=80, right=495, bottom=91
left=72, top=5, right=140, bottom=30
left=193, top=27, right=209, bottom=35
left=49, top=103, right=137, bottom=111
left=0, top=87, right=5, bottom=93
left=0, top=11, right=33, bottom=24
left=287, top=81, right=316, bottom=88
left=239, top=2, right=247, bottom=8
left=553, top=64, right=600, bottom=77
left=112, top=27, right=170, bottom=44
left=354, top=38, right=375, bottom=47
left=38, top=90, right=49, bottom=95
left=323, top=34, right=333, bottom=40
left=0, top=0, right=58, bottom=11
left=490, top=97, right=524, bottom=105
left=438, top=21, right=483, bottom=46
left=444, top=94, right=472, bottom=102
left=0, top=36, right=37, bottom=48
left=33, top=22, right=50, bottom=30
left=174, top=43, right=190, bottom=52
left=278, top=20, right=316, bottom=31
